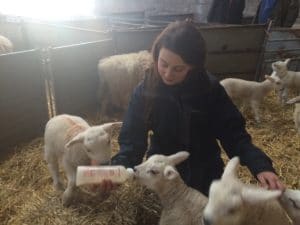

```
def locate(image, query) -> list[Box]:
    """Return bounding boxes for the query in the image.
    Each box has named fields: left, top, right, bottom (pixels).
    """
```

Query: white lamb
left=0, top=35, right=13, bottom=54
left=44, top=114, right=121, bottom=206
left=286, top=96, right=300, bottom=134
left=220, top=75, right=284, bottom=123
left=202, top=157, right=299, bottom=225
left=271, top=58, right=300, bottom=104
left=134, top=151, right=208, bottom=225
left=280, top=189, right=300, bottom=225
left=97, top=50, right=152, bottom=118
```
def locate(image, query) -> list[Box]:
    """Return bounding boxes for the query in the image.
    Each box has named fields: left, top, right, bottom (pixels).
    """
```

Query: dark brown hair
left=144, top=20, right=207, bottom=126
left=152, top=20, right=206, bottom=73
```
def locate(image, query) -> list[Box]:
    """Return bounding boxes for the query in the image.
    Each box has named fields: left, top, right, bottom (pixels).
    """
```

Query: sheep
left=220, top=75, right=284, bottom=123
left=134, top=151, right=208, bottom=225
left=44, top=114, right=121, bottom=206
left=0, top=35, right=13, bottom=54
left=286, top=96, right=300, bottom=134
left=271, top=58, right=292, bottom=79
left=271, top=58, right=300, bottom=104
left=280, top=189, right=300, bottom=225
left=97, top=50, right=152, bottom=118
left=202, top=157, right=295, bottom=225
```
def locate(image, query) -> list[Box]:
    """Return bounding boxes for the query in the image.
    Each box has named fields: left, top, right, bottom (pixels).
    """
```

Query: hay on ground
left=0, top=92, right=299, bottom=225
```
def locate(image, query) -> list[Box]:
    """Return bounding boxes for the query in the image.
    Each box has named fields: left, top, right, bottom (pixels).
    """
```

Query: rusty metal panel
left=113, top=29, right=162, bottom=54
left=0, top=50, right=48, bottom=160
left=205, top=52, right=261, bottom=76
left=200, top=25, right=267, bottom=79
left=49, top=39, right=114, bottom=115
left=113, top=25, right=266, bottom=79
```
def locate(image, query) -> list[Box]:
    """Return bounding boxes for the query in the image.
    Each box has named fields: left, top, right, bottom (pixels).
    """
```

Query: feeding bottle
left=76, top=165, right=134, bottom=186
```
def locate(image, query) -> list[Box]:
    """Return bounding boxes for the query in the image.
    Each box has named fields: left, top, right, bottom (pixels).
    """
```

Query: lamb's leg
left=44, top=147, right=64, bottom=191
left=281, top=88, right=289, bottom=105
left=250, top=101, right=260, bottom=123
left=62, top=162, right=77, bottom=207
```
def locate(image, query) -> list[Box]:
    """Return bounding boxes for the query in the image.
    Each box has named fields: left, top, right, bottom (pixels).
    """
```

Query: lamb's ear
left=167, top=151, right=190, bottom=166
left=65, top=132, right=85, bottom=148
left=164, top=165, right=179, bottom=180
left=100, top=122, right=122, bottom=134
left=241, top=187, right=282, bottom=204
left=222, top=157, right=240, bottom=179
left=286, top=96, right=300, bottom=104
left=284, top=58, right=291, bottom=65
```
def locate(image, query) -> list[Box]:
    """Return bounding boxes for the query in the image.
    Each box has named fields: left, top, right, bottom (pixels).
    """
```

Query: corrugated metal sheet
left=263, top=28, right=300, bottom=76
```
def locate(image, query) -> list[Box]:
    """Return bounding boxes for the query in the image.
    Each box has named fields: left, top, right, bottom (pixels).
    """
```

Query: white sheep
left=220, top=75, right=284, bottom=123
left=271, top=58, right=300, bottom=104
left=97, top=50, right=152, bottom=118
left=202, top=157, right=296, bottom=225
left=44, top=114, right=121, bottom=206
left=271, top=58, right=292, bottom=78
left=0, top=35, right=13, bottom=54
left=134, top=151, right=208, bottom=225
left=280, top=189, right=300, bottom=225
left=286, top=96, right=300, bottom=134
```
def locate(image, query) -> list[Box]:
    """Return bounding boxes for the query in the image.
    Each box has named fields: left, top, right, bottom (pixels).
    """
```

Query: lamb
left=220, top=75, right=284, bottom=123
left=44, top=114, right=121, bottom=206
left=286, top=96, right=300, bottom=134
left=271, top=58, right=300, bottom=104
left=134, top=151, right=208, bottom=225
left=97, top=50, right=152, bottom=118
left=0, top=35, right=13, bottom=54
left=202, top=157, right=298, bottom=225
left=280, top=189, right=300, bottom=225
left=271, top=58, right=291, bottom=78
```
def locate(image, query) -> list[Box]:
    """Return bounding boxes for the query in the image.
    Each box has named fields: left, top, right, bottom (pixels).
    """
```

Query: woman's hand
left=257, top=171, right=285, bottom=191
left=100, top=179, right=120, bottom=193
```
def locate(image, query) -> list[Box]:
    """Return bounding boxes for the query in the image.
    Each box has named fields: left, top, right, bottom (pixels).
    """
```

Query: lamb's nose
left=202, top=217, right=211, bottom=225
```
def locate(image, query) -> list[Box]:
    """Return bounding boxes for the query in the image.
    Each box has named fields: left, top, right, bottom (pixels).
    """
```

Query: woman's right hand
left=100, top=179, right=120, bottom=193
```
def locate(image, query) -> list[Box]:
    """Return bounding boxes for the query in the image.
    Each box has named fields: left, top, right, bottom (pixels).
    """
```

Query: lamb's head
left=65, top=122, right=122, bottom=164
left=202, top=157, right=282, bottom=225
left=280, top=189, right=300, bottom=223
left=265, top=74, right=285, bottom=92
left=271, top=58, right=290, bottom=77
left=134, top=151, right=189, bottom=192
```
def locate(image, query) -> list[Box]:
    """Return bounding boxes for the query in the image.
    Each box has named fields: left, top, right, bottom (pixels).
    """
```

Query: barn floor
left=0, top=92, right=299, bottom=225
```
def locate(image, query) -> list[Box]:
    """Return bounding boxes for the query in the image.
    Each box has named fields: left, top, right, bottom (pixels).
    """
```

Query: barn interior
left=0, top=1, right=300, bottom=224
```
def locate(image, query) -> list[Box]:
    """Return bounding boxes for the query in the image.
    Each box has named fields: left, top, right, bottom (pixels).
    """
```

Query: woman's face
left=157, top=47, right=192, bottom=86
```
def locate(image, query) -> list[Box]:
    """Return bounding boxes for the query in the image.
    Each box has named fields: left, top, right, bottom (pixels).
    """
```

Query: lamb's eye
left=148, top=169, right=159, bottom=175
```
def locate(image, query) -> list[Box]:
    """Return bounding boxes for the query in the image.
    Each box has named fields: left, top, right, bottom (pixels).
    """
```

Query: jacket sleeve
left=210, top=80, right=276, bottom=177
left=111, top=83, right=148, bottom=168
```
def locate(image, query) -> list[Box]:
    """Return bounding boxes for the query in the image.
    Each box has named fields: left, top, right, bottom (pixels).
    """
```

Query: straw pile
left=0, top=92, right=299, bottom=225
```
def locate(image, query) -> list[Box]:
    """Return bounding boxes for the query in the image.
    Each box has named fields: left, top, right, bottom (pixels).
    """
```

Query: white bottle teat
left=76, top=165, right=134, bottom=186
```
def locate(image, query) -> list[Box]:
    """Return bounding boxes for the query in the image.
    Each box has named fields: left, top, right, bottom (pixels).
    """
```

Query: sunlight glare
left=0, top=0, right=95, bottom=21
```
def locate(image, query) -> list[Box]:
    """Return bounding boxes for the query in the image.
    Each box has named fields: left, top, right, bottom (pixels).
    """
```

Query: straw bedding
left=0, top=93, right=299, bottom=225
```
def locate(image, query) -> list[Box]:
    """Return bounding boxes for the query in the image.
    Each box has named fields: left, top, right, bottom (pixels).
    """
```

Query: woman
left=104, top=20, right=284, bottom=196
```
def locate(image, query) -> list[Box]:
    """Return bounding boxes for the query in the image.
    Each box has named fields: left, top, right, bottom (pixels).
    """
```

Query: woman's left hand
left=257, top=171, right=285, bottom=191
